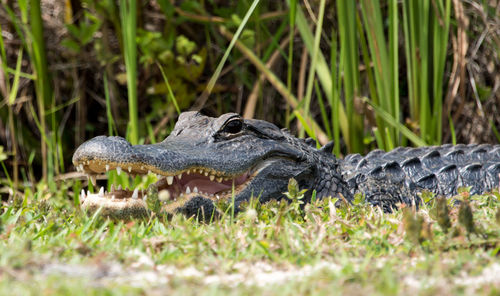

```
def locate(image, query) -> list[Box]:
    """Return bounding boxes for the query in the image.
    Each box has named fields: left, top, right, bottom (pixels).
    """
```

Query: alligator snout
left=73, top=136, right=133, bottom=169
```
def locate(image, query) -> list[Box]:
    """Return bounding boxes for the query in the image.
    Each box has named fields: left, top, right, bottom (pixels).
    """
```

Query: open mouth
left=75, top=159, right=260, bottom=212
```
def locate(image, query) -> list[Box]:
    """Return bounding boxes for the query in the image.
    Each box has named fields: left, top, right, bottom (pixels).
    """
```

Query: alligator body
left=73, top=112, right=500, bottom=219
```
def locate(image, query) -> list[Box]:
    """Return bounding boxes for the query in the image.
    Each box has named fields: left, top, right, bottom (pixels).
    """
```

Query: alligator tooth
left=80, top=189, right=86, bottom=199
left=111, top=184, right=115, bottom=192
left=148, top=170, right=152, bottom=175
left=118, top=185, right=122, bottom=191
left=166, top=176, right=174, bottom=185
left=204, top=171, right=209, bottom=176
left=105, top=164, right=110, bottom=172
left=140, top=165, right=145, bottom=170
left=186, top=186, right=191, bottom=194
left=216, top=195, right=220, bottom=200
left=128, top=166, right=132, bottom=173
left=216, top=177, right=223, bottom=183
left=89, top=175, right=97, bottom=186
left=193, top=187, right=198, bottom=193
left=98, top=187, right=105, bottom=197
left=143, top=194, right=147, bottom=201
left=132, top=188, right=139, bottom=199
left=209, top=175, right=215, bottom=181
left=87, top=190, right=91, bottom=196
left=159, top=190, right=170, bottom=201
left=177, top=173, right=182, bottom=180
left=111, top=195, right=116, bottom=200
left=78, top=164, right=84, bottom=172
left=186, top=170, right=191, bottom=175
left=116, top=166, right=122, bottom=175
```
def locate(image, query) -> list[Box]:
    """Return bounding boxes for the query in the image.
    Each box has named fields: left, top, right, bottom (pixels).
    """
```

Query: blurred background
left=0, top=0, right=499, bottom=194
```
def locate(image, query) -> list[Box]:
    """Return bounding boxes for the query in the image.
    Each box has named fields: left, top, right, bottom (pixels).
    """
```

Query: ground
left=1, top=182, right=500, bottom=295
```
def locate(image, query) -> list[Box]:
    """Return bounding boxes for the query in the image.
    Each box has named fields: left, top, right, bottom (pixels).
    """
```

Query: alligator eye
left=222, top=119, right=243, bottom=134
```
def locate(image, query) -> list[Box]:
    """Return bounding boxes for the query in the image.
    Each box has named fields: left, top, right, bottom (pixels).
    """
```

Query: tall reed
left=288, top=0, right=453, bottom=152
left=11, top=0, right=55, bottom=180
left=402, top=0, right=451, bottom=145
left=120, top=0, right=138, bottom=145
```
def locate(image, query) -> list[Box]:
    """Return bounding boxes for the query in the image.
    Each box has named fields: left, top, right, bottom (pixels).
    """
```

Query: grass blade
left=120, top=0, right=138, bottom=144
left=204, top=0, right=261, bottom=99
left=363, top=97, right=427, bottom=147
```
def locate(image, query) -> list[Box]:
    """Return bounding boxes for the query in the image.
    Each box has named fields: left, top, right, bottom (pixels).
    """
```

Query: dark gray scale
left=368, top=166, right=385, bottom=180
left=329, top=179, right=338, bottom=195
left=401, top=157, right=429, bottom=182
left=355, top=158, right=370, bottom=171
left=345, top=173, right=363, bottom=195
left=403, top=146, right=429, bottom=158
left=454, top=143, right=467, bottom=149
left=480, top=146, right=500, bottom=163
left=365, top=149, right=385, bottom=161
left=421, top=150, right=445, bottom=171
left=356, top=163, right=414, bottom=210
left=437, top=144, right=464, bottom=157
left=316, top=178, right=327, bottom=196
left=414, top=173, right=439, bottom=193
left=382, top=146, right=410, bottom=160
left=383, top=161, right=406, bottom=183
left=458, top=163, right=485, bottom=195
left=476, top=143, right=493, bottom=150
left=436, top=164, right=460, bottom=196
left=468, top=147, right=490, bottom=162
left=443, top=149, right=466, bottom=163
left=490, top=146, right=500, bottom=158
left=343, top=153, right=363, bottom=167
left=484, top=163, right=500, bottom=191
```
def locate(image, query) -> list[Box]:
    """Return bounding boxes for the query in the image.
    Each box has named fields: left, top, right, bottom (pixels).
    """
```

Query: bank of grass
left=0, top=181, right=499, bottom=295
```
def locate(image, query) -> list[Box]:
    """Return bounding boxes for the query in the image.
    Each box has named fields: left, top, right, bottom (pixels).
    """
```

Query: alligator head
left=73, top=112, right=349, bottom=219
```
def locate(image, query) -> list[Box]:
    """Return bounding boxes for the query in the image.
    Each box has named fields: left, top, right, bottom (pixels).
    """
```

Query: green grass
left=1, top=181, right=499, bottom=295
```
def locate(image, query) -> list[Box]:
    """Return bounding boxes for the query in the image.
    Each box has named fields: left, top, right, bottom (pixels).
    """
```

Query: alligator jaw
left=74, top=156, right=272, bottom=218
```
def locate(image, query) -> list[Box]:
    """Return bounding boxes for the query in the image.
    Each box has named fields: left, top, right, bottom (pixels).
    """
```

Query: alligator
left=73, top=111, right=500, bottom=219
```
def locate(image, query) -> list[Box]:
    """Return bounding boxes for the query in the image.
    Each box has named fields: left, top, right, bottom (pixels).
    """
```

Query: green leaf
left=60, top=38, right=81, bottom=53
left=0, top=146, right=8, bottom=162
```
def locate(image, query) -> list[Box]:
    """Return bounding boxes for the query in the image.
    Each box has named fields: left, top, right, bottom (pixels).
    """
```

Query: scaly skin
left=73, top=112, right=500, bottom=219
